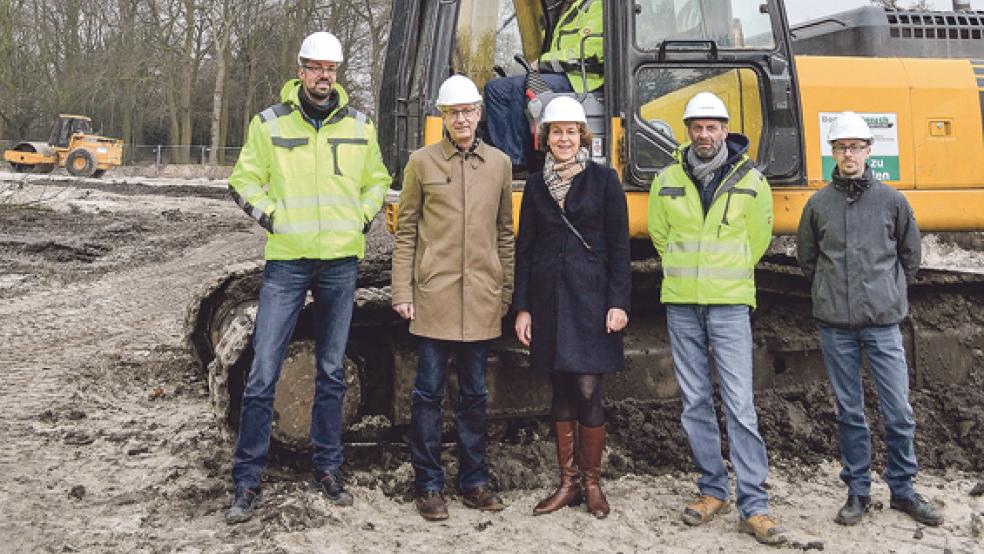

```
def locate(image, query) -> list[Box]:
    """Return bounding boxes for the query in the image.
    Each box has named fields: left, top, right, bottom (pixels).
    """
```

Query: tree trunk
left=218, top=40, right=232, bottom=163
left=208, top=39, right=227, bottom=165
left=178, top=0, right=196, bottom=164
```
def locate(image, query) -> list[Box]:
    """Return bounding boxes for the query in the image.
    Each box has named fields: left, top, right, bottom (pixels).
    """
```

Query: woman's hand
left=514, top=310, right=532, bottom=346
left=606, top=308, right=628, bottom=333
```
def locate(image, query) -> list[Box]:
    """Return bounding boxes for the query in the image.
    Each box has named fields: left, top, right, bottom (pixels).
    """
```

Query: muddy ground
left=2, top=171, right=984, bottom=552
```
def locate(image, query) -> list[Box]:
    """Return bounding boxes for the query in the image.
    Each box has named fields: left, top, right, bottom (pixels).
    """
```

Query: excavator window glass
left=453, top=1, right=526, bottom=91
left=635, top=0, right=775, bottom=50
left=633, top=65, right=764, bottom=174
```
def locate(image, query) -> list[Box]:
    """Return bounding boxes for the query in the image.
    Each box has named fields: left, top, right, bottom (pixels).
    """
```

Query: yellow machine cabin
left=378, top=0, right=984, bottom=236
left=4, top=114, right=123, bottom=178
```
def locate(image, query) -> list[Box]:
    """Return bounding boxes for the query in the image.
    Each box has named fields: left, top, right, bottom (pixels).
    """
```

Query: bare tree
left=2, top=0, right=394, bottom=161
left=204, top=0, right=248, bottom=164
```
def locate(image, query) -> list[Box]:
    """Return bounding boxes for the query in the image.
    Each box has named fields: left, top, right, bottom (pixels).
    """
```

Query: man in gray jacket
left=797, top=111, right=941, bottom=527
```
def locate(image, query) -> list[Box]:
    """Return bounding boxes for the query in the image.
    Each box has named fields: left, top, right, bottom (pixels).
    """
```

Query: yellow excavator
left=189, top=0, right=984, bottom=448
left=3, top=114, right=123, bottom=178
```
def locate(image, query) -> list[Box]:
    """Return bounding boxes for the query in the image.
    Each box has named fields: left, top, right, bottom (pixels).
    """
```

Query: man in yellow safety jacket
left=484, top=0, right=603, bottom=168
left=648, top=92, right=786, bottom=546
left=224, top=31, right=391, bottom=525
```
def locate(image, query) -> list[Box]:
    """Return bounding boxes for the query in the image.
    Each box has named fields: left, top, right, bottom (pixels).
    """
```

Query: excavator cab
left=378, top=0, right=805, bottom=197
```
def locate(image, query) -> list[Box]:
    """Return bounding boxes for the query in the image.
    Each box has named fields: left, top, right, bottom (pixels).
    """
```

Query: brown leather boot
left=579, top=424, right=610, bottom=518
left=533, top=421, right=582, bottom=515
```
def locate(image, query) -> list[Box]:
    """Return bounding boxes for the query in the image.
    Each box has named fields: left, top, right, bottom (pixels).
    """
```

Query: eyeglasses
left=832, top=144, right=868, bottom=155
left=302, top=65, right=337, bottom=76
left=442, top=107, right=480, bottom=120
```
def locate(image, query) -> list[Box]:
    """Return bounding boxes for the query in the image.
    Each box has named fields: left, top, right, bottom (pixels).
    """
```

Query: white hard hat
left=435, top=75, right=483, bottom=107
left=683, top=92, right=729, bottom=122
left=298, top=32, right=344, bottom=64
left=541, top=96, right=587, bottom=125
left=827, top=111, right=873, bottom=143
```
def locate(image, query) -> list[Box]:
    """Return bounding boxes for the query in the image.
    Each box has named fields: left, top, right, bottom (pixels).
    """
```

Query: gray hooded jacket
left=796, top=166, right=921, bottom=328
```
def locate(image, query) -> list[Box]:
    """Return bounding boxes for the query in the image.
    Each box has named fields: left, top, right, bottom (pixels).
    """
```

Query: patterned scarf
left=544, top=147, right=589, bottom=205
left=686, top=141, right=729, bottom=190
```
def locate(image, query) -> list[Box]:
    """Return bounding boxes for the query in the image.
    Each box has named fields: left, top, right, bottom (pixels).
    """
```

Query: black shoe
left=415, top=489, right=449, bottom=521
left=317, top=470, right=354, bottom=506
left=890, top=493, right=943, bottom=526
left=225, top=486, right=260, bottom=524
left=835, top=494, right=870, bottom=525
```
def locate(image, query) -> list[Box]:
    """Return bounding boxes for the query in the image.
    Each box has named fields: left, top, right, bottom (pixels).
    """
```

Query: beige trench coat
left=391, top=138, right=515, bottom=341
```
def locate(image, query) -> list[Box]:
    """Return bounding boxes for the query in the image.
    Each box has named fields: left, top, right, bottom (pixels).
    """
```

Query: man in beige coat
left=392, top=75, right=515, bottom=521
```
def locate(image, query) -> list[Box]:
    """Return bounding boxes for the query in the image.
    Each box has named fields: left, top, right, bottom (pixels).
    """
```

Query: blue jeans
left=410, top=338, right=491, bottom=492
left=483, top=73, right=573, bottom=166
left=232, top=258, right=358, bottom=489
left=665, top=304, right=771, bottom=518
left=820, top=324, right=917, bottom=499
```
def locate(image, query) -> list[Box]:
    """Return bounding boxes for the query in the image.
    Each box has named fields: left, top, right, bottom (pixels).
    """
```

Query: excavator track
left=187, top=252, right=984, bottom=451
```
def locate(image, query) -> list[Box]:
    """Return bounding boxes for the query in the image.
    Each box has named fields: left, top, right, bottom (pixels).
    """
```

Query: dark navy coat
left=513, top=161, right=631, bottom=373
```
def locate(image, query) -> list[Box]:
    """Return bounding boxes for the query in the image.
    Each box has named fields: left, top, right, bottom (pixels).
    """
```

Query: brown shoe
left=579, top=424, right=610, bottom=519
left=682, top=495, right=730, bottom=526
left=462, top=485, right=505, bottom=511
left=739, top=514, right=788, bottom=545
left=533, top=421, right=583, bottom=515
left=415, top=490, right=449, bottom=521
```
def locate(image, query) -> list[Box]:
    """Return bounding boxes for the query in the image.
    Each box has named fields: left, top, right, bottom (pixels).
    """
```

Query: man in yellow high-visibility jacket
left=224, top=31, right=391, bottom=524
left=484, top=0, right=603, bottom=168
left=648, top=92, right=786, bottom=546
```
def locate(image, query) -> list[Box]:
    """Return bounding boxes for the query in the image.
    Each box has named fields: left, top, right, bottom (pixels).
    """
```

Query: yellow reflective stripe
left=265, top=117, right=282, bottom=139
left=275, top=220, right=363, bottom=234
left=253, top=197, right=274, bottom=214
left=278, top=195, right=362, bottom=210
left=667, top=241, right=749, bottom=255
left=664, top=267, right=754, bottom=280
left=353, top=110, right=367, bottom=140
left=239, top=183, right=265, bottom=199
left=362, top=187, right=386, bottom=205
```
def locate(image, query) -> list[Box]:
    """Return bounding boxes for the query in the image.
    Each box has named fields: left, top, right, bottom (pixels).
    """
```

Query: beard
left=695, top=140, right=724, bottom=160
left=304, top=79, right=334, bottom=103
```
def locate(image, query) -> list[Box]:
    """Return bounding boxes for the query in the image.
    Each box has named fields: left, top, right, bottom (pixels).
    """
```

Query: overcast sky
left=786, top=0, right=984, bottom=24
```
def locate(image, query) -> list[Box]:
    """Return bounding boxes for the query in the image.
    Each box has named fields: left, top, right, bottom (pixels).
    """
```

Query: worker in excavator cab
left=483, top=0, right=603, bottom=171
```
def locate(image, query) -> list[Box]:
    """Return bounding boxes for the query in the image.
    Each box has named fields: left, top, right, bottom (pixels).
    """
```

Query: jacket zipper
left=460, top=153, right=466, bottom=341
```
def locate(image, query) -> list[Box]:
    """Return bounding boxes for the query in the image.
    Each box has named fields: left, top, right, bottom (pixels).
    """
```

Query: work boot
left=835, top=494, right=870, bottom=526
left=415, top=490, right=449, bottom=521
left=316, top=470, right=354, bottom=506
left=225, top=485, right=260, bottom=524
left=533, top=420, right=583, bottom=515
left=890, top=493, right=944, bottom=526
left=579, top=424, right=610, bottom=518
left=739, top=514, right=788, bottom=545
left=682, top=495, right=730, bottom=526
left=462, top=485, right=505, bottom=511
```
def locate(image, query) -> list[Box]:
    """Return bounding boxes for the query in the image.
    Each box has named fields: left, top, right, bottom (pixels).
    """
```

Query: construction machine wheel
left=10, top=163, right=32, bottom=173
left=65, top=148, right=97, bottom=177
left=36, top=163, right=55, bottom=174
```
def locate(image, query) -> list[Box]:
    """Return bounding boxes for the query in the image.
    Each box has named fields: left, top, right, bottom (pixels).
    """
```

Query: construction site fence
left=0, top=140, right=244, bottom=168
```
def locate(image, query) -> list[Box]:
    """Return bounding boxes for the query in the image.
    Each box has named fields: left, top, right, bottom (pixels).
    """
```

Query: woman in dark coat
left=513, top=96, right=631, bottom=518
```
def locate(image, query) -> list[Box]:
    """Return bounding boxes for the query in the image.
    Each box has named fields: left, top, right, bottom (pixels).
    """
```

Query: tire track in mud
left=0, top=231, right=263, bottom=550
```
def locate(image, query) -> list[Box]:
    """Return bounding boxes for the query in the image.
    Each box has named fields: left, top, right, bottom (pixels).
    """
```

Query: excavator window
left=635, top=0, right=775, bottom=50
left=452, top=1, right=528, bottom=91
left=633, top=65, right=765, bottom=174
